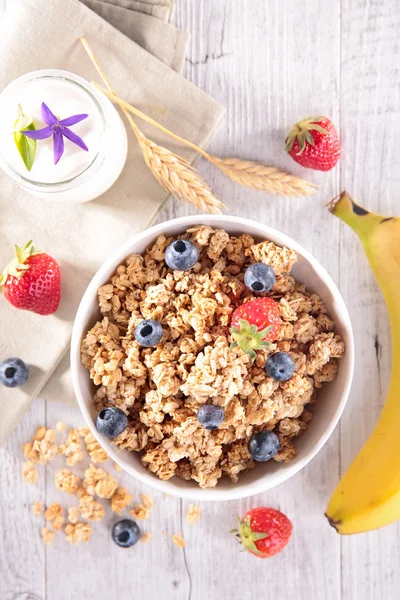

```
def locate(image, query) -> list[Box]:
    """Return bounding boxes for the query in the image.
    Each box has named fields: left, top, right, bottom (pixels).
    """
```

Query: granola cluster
left=81, top=226, right=345, bottom=489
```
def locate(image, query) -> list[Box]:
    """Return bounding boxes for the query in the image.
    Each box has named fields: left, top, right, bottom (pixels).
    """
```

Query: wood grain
left=0, top=0, right=399, bottom=599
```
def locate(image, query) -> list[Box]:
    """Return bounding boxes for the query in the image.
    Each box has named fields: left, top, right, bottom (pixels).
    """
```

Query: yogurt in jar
left=0, top=69, right=128, bottom=203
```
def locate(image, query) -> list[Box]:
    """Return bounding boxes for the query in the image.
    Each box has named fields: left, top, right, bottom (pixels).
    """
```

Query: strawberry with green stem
left=0, top=241, right=61, bottom=315
left=230, top=297, right=282, bottom=361
left=231, top=507, right=292, bottom=558
left=285, top=116, right=340, bottom=172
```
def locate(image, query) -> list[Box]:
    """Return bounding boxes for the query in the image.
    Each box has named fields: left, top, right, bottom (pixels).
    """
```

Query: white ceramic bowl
left=71, top=215, right=354, bottom=501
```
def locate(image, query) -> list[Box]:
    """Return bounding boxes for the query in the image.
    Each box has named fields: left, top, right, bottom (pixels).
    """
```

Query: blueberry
left=96, top=407, right=128, bottom=438
left=248, top=431, right=280, bottom=462
left=265, top=352, right=295, bottom=382
left=165, top=239, right=199, bottom=271
left=244, top=263, right=276, bottom=293
left=197, top=405, right=225, bottom=430
left=0, top=358, right=29, bottom=388
left=112, top=519, right=141, bottom=548
left=134, top=319, right=163, bottom=347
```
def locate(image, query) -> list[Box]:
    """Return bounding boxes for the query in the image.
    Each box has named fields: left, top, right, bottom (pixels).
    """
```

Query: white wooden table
left=0, top=1, right=399, bottom=599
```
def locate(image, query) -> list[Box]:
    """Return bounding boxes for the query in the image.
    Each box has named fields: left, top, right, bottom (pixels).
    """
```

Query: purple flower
left=23, top=102, right=89, bottom=164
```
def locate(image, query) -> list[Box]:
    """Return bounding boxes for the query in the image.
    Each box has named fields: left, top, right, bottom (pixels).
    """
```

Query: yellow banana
left=325, top=191, right=400, bottom=534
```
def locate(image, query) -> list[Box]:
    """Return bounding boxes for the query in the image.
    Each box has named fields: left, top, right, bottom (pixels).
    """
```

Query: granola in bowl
left=80, top=226, right=345, bottom=489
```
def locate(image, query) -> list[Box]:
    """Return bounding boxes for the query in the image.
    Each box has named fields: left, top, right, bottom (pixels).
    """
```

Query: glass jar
left=0, top=69, right=128, bottom=203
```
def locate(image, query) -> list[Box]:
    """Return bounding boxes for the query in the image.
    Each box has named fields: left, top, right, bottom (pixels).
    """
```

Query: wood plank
left=339, top=0, right=400, bottom=598
left=0, top=399, right=46, bottom=599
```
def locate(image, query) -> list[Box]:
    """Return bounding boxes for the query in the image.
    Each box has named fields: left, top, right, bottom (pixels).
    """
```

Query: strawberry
left=0, top=241, right=61, bottom=315
left=285, top=116, right=340, bottom=171
left=231, top=507, right=292, bottom=558
left=230, top=297, right=281, bottom=360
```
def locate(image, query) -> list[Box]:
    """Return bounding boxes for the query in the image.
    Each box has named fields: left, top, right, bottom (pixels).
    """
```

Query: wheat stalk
left=80, top=37, right=223, bottom=214
left=209, top=157, right=316, bottom=197
left=135, top=129, right=224, bottom=214
left=91, top=83, right=318, bottom=198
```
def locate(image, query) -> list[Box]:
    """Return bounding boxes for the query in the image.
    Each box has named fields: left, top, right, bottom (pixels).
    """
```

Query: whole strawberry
left=230, top=297, right=281, bottom=361
left=285, top=116, right=340, bottom=171
left=231, top=507, right=292, bottom=558
left=0, top=241, right=60, bottom=315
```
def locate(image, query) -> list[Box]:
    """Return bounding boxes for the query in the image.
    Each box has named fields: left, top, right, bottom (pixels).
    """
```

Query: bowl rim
left=71, top=214, right=354, bottom=501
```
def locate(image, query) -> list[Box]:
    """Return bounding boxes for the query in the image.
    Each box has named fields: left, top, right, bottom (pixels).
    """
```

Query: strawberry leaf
left=284, top=134, right=296, bottom=153
left=252, top=532, right=269, bottom=541
left=233, top=515, right=268, bottom=557
left=286, top=116, right=330, bottom=156
left=297, top=132, right=307, bottom=155
left=230, top=319, right=271, bottom=361
left=305, top=130, right=315, bottom=145
left=258, top=325, right=272, bottom=338
left=308, top=124, right=329, bottom=135
left=0, top=240, right=41, bottom=290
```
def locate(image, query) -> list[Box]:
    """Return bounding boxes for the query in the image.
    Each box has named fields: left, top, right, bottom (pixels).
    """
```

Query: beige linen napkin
left=0, top=0, right=224, bottom=444
left=82, top=0, right=187, bottom=70
left=93, top=0, right=175, bottom=22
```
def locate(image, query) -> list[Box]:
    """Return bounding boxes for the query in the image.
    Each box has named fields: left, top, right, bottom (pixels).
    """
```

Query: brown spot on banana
left=325, top=514, right=342, bottom=531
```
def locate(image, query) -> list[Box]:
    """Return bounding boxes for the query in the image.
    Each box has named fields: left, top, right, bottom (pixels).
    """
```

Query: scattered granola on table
left=172, top=533, right=186, bottom=548
left=79, top=426, right=109, bottom=463
left=32, top=501, right=43, bottom=517
left=23, top=461, right=38, bottom=484
left=83, top=463, right=118, bottom=499
left=52, top=515, right=65, bottom=531
left=41, top=527, right=55, bottom=545
left=81, top=225, right=345, bottom=489
left=22, top=427, right=58, bottom=465
left=21, top=422, right=141, bottom=548
left=67, top=506, right=80, bottom=525
left=55, top=469, right=81, bottom=494
left=61, top=428, right=85, bottom=466
left=111, top=487, right=133, bottom=515
left=187, top=504, right=202, bottom=524
left=130, top=503, right=150, bottom=520
left=140, top=493, right=154, bottom=509
left=44, top=502, right=63, bottom=521
left=79, top=494, right=105, bottom=521
left=65, top=522, right=92, bottom=545
left=129, top=492, right=154, bottom=520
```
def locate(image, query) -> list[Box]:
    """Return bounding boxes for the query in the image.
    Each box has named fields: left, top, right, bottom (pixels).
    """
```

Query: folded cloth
left=92, top=0, right=175, bottom=22
left=0, top=0, right=224, bottom=444
left=81, top=0, right=188, bottom=71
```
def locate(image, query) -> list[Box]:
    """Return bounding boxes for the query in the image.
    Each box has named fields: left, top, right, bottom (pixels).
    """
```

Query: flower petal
left=22, top=125, right=53, bottom=140
left=62, top=127, right=88, bottom=152
left=41, top=102, right=58, bottom=126
left=53, top=130, right=64, bottom=164
left=59, top=114, right=88, bottom=126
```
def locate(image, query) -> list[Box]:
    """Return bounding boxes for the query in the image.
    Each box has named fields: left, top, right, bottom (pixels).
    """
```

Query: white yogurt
left=0, top=70, right=128, bottom=203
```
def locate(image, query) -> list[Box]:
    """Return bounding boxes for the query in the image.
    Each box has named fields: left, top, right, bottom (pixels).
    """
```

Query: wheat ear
left=91, top=84, right=317, bottom=198
left=79, top=37, right=224, bottom=214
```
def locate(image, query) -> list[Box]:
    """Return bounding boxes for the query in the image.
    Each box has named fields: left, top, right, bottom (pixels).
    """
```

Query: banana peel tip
left=325, top=513, right=341, bottom=532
